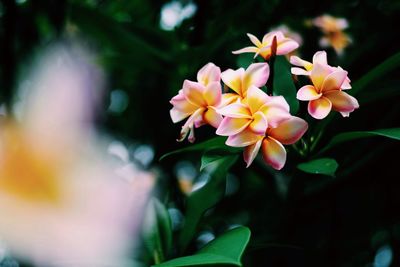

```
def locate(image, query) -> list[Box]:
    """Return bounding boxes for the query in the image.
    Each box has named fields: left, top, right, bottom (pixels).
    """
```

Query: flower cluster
left=170, top=29, right=359, bottom=170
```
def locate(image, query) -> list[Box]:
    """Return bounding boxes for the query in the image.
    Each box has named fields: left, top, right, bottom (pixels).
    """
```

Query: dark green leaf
left=352, top=51, right=400, bottom=95
left=179, top=154, right=239, bottom=252
left=154, top=226, right=251, bottom=267
left=318, top=128, right=400, bottom=155
left=357, top=82, right=400, bottom=104
left=200, top=149, right=241, bottom=171
left=160, top=137, right=227, bottom=161
left=236, top=53, right=254, bottom=68
left=297, top=158, right=338, bottom=177
left=143, top=198, right=173, bottom=264
left=273, top=56, right=299, bottom=114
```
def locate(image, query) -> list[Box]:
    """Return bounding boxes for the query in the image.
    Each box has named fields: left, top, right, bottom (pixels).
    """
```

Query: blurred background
left=1, top=0, right=400, bottom=266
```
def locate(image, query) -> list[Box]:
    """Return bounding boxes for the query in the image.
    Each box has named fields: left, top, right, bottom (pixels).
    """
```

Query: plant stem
left=266, top=36, right=277, bottom=95
left=153, top=249, right=164, bottom=265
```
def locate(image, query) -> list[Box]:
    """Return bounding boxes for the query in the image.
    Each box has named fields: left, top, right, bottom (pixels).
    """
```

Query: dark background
left=1, top=0, right=400, bottom=266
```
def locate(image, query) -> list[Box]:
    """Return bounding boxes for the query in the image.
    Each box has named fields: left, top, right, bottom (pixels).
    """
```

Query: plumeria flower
left=319, top=31, right=352, bottom=55
left=232, top=31, right=299, bottom=60
left=312, top=15, right=351, bottom=55
left=270, top=25, right=303, bottom=58
left=271, top=25, right=303, bottom=47
left=0, top=44, right=153, bottom=267
left=312, top=14, right=348, bottom=32
left=296, top=63, right=359, bottom=119
left=221, top=62, right=269, bottom=99
left=290, top=51, right=351, bottom=89
left=216, top=85, right=292, bottom=139
left=170, top=62, right=235, bottom=142
left=225, top=116, right=308, bottom=170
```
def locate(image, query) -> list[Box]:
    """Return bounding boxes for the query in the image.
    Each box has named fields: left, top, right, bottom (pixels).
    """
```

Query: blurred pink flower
left=0, top=44, right=153, bottom=267
left=312, top=15, right=352, bottom=55
left=232, top=31, right=299, bottom=60
left=296, top=63, right=359, bottom=119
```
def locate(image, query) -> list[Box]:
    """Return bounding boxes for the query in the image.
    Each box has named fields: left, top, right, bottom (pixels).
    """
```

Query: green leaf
left=179, top=154, right=239, bottom=252
left=154, top=226, right=251, bottom=267
left=160, top=137, right=227, bottom=161
left=273, top=56, right=299, bottom=114
left=143, top=198, right=173, bottom=264
left=236, top=53, right=254, bottom=68
left=297, top=158, right=339, bottom=177
left=352, top=51, right=400, bottom=95
left=318, top=128, right=400, bottom=155
left=200, top=149, right=241, bottom=171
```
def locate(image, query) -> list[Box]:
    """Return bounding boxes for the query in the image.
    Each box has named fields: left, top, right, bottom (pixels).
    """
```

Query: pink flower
left=221, top=63, right=270, bottom=99
left=216, top=86, right=291, bottom=138
left=312, top=15, right=348, bottom=32
left=170, top=63, right=232, bottom=142
left=296, top=63, right=359, bottom=119
left=232, top=31, right=299, bottom=60
left=215, top=86, right=307, bottom=170
left=312, top=15, right=352, bottom=55
left=225, top=116, right=308, bottom=170
left=290, top=51, right=351, bottom=89
left=270, top=25, right=303, bottom=59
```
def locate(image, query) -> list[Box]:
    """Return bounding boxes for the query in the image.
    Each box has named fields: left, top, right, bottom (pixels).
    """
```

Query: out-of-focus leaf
left=273, top=56, right=299, bottom=114
left=160, top=137, right=227, bottom=161
left=297, top=158, right=338, bottom=177
left=353, top=51, right=400, bottom=95
left=179, top=154, right=239, bottom=252
left=200, top=148, right=241, bottom=171
left=143, top=198, right=173, bottom=264
left=68, top=3, right=172, bottom=62
left=358, top=84, right=400, bottom=104
left=154, top=226, right=250, bottom=267
left=318, top=128, right=400, bottom=155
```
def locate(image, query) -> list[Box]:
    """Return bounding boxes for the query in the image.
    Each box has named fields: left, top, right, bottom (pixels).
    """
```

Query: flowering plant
left=158, top=28, right=400, bottom=266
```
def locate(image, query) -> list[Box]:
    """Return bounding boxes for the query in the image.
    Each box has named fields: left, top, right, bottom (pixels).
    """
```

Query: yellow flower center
left=0, top=123, right=62, bottom=204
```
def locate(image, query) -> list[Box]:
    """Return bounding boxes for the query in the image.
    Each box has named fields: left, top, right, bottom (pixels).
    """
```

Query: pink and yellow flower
left=312, top=15, right=351, bottom=55
left=290, top=51, right=351, bottom=89
left=270, top=25, right=303, bottom=58
left=225, top=116, right=308, bottom=170
left=296, top=63, right=359, bottom=119
left=170, top=63, right=235, bottom=142
left=216, top=86, right=291, bottom=137
left=232, top=31, right=299, bottom=60
left=215, top=86, right=307, bottom=169
left=221, top=62, right=269, bottom=99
